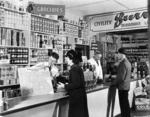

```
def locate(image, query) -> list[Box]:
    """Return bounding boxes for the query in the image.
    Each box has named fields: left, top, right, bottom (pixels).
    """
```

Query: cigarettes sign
left=32, top=4, right=65, bottom=15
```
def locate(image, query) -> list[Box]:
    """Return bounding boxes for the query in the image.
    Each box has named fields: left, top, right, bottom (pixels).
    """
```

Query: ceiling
left=30, top=0, right=148, bottom=16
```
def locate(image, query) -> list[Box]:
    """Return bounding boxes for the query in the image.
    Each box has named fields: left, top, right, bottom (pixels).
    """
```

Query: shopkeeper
left=88, top=51, right=103, bottom=82
left=29, top=52, right=59, bottom=90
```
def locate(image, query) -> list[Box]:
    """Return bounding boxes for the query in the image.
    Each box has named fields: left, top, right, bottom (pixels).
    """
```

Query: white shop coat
left=88, top=58, right=103, bottom=79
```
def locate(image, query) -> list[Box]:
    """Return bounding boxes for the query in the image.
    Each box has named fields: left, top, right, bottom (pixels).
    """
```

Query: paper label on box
left=134, top=87, right=143, bottom=96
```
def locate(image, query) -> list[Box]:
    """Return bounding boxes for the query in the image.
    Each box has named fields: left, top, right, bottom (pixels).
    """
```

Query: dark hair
left=65, top=49, right=82, bottom=64
left=51, top=52, right=59, bottom=60
left=118, top=48, right=126, bottom=55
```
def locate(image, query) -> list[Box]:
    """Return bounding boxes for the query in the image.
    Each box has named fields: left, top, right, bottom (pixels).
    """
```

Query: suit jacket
left=65, top=64, right=89, bottom=117
left=112, top=58, right=131, bottom=90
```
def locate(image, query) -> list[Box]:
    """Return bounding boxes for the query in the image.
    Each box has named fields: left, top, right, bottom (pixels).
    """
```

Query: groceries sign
left=32, top=4, right=65, bottom=15
left=90, top=8, right=148, bottom=32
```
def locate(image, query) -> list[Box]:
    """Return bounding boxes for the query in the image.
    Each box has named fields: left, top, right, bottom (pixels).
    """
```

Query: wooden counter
left=0, top=78, right=142, bottom=117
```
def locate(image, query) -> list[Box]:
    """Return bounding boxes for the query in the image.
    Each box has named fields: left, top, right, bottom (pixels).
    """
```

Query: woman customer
left=59, top=49, right=89, bottom=117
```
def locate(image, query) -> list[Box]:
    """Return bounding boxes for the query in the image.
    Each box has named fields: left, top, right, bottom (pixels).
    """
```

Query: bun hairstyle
left=65, top=49, right=82, bottom=64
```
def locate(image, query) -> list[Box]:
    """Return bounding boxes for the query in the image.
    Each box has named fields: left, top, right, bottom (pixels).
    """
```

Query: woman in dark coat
left=65, top=49, right=89, bottom=117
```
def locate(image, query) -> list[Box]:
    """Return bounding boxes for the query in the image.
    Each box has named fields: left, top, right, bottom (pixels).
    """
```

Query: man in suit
left=111, top=48, right=131, bottom=117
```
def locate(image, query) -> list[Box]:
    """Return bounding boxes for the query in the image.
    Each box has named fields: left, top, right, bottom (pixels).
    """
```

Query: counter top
left=0, top=84, right=111, bottom=115
left=0, top=78, right=141, bottom=115
left=0, top=92, right=68, bottom=115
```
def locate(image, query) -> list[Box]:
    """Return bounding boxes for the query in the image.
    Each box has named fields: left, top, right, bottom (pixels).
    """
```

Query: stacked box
left=135, top=98, right=150, bottom=111
left=0, top=65, right=18, bottom=85
left=134, top=86, right=150, bottom=111
left=37, top=50, right=49, bottom=62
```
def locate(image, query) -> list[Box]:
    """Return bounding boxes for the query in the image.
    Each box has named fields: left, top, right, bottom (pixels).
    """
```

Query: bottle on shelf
left=142, top=71, right=146, bottom=78
left=39, top=35, right=43, bottom=48
left=137, top=71, right=141, bottom=79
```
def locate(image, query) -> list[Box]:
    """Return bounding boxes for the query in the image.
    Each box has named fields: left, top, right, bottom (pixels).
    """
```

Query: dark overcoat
left=65, top=64, right=89, bottom=117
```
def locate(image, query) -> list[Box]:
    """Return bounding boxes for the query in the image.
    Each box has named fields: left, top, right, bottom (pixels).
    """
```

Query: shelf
left=106, top=51, right=116, bottom=53
left=61, top=35, right=88, bottom=41
left=75, top=43, right=89, bottom=46
left=122, top=43, right=148, bottom=47
left=30, top=47, right=52, bottom=50
left=0, top=45, right=28, bottom=48
left=0, top=63, right=29, bottom=66
left=0, top=63, right=15, bottom=66
left=31, top=14, right=59, bottom=22
left=126, top=52, right=148, bottom=55
left=31, top=30, right=59, bottom=36
left=0, top=6, right=26, bottom=14
left=0, top=26, right=28, bottom=31
left=53, top=48, right=63, bottom=50
left=61, top=34, right=78, bottom=38
left=30, top=63, right=64, bottom=66
left=0, top=84, right=20, bottom=89
left=64, top=22, right=87, bottom=28
left=10, top=64, right=29, bottom=65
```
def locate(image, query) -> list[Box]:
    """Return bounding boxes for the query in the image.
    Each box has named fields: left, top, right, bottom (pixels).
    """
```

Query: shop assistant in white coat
left=88, top=51, right=103, bottom=82
left=29, top=52, right=59, bottom=79
left=28, top=52, right=60, bottom=92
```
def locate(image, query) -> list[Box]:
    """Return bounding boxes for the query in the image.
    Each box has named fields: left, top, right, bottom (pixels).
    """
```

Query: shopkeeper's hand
left=57, top=82, right=65, bottom=88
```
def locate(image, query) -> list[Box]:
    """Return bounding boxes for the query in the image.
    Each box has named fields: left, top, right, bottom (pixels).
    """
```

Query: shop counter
left=0, top=78, right=141, bottom=117
left=87, top=78, right=140, bottom=117
left=0, top=93, right=68, bottom=116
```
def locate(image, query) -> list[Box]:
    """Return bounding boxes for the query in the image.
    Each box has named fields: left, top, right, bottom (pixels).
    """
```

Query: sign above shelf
left=31, top=4, right=65, bottom=16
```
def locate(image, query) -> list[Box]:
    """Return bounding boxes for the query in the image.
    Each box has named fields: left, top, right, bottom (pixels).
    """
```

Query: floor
left=115, top=109, right=150, bottom=117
